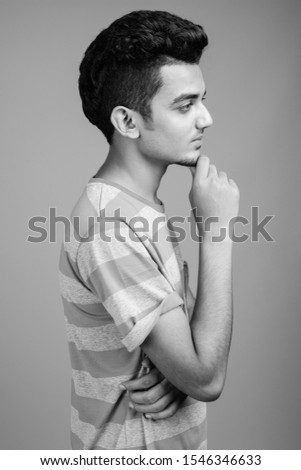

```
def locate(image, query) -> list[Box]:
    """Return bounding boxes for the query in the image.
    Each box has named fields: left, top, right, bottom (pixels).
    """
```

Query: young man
left=59, top=10, right=239, bottom=450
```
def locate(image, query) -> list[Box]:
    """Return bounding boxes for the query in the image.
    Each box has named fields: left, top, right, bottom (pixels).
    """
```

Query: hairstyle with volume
left=78, top=10, right=208, bottom=143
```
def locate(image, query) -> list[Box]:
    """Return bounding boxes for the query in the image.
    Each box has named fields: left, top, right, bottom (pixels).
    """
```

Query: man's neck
left=94, top=143, right=167, bottom=205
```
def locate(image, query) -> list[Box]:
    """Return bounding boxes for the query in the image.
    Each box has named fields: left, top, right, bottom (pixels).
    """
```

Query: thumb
left=194, top=154, right=210, bottom=180
left=189, top=154, right=209, bottom=179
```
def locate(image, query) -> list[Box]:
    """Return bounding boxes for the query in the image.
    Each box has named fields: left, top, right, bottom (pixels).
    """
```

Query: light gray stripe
left=71, top=383, right=200, bottom=427
left=110, top=272, right=183, bottom=338
left=130, top=205, right=167, bottom=239
left=87, top=252, right=161, bottom=300
left=93, top=435, right=206, bottom=450
left=87, top=182, right=120, bottom=212
left=66, top=318, right=123, bottom=351
left=165, top=252, right=181, bottom=286
left=86, top=183, right=101, bottom=212
left=59, top=272, right=100, bottom=305
left=198, top=439, right=207, bottom=450
left=77, top=226, right=148, bottom=283
left=71, top=379, right=137, bottom=426
left=93, top=444, right=146, bottom=450
left=71, top=401, right=206, bottom=449
left=122, top=291, right=184, bottom=352
left=137, top=421, right=207, bottom=450
left=72, top=370, right=133, bottom=404
left=103, top=276, right=174, bottom=326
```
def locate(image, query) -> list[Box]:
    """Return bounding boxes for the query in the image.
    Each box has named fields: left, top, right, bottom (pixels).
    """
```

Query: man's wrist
left=197, top=228, right=234, bottom=246
left=199, top=235, right=234, bottom=261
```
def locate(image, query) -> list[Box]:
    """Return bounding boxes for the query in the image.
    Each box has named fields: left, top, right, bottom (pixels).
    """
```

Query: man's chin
left=174, top=155, right=199, bottom=167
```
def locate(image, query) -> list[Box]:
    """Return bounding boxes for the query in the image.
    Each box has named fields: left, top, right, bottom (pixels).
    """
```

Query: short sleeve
left=77, top=220, right=184, bottom=352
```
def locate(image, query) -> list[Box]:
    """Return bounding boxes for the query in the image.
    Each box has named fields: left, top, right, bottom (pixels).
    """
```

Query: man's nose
left=196, top=104, right=213, bottom=130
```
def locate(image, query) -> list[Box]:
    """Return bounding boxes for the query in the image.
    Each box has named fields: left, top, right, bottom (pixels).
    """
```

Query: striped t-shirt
left=59, top=177, right=207, bottom=449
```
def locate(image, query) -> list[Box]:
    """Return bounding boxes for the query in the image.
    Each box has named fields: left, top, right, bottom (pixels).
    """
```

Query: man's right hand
left=121, top=365, right=187, bottom=420
left=189, top=155, right=240, bottom=240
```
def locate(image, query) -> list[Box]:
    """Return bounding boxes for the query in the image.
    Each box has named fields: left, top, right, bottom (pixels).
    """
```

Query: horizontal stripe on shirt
left=71, top=401, right=206, bottom=449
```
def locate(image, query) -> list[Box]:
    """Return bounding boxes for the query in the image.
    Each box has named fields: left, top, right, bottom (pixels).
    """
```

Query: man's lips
left=192, top=134, right=204, bottom=142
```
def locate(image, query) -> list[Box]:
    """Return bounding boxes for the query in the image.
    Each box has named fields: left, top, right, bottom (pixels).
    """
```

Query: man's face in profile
left=137, top=62, right=213, bottom=167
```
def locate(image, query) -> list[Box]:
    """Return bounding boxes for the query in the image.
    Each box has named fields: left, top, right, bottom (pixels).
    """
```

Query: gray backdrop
left=1, top=0, right=300, bottom=449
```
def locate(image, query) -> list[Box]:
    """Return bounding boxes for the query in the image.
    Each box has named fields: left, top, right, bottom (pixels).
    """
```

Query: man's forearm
left=190, top=238, right=233, bottom=396
left=141, top=157, right=239, bottom=402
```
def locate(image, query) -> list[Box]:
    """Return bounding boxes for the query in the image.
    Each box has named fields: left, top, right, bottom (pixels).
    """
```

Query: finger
left=121, top=368, right=163, bottom=392
left=144, top=391, right=187, bottom=420
left=218, top=171, right=228, bottom=181
left=144, top=399, right=181, bottom=421
left=194, top=154, right=210, bottom=179
left=229, top=179, right=240, bottom=199
left=130, top=390, right=176, bottom=414
left=229, top=178, right=238, bottom=189
left=208, top=164, right=217, bottom=178
left=130, top=379, right=173, bottom=405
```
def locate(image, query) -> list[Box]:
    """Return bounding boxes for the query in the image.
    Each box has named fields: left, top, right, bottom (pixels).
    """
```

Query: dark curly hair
left=78, top=10, right=208, bottom=143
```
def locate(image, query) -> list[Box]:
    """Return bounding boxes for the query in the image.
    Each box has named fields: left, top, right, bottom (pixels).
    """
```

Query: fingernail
left=144, top=414, right=152, bottom=420
left=129, top=402, right=134, bottom=409
left=120, top=384, right=126, bottom=390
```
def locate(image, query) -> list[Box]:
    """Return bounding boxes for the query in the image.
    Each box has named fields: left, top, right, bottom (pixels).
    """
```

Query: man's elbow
left=188, top=371, right=226, bottom=402
left=201, top=378, right=224, bottom=402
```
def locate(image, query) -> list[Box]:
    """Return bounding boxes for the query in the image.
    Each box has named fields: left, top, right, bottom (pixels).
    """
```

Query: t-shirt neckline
left=90, top=177, right=165, bottom=212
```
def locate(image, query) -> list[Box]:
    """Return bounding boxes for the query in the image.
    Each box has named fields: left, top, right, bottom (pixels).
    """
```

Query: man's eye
left=179, top=103, right=192, bottom=112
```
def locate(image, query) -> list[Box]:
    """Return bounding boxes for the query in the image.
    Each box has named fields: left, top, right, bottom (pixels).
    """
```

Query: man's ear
left=110, top=106, right=140, bottom=139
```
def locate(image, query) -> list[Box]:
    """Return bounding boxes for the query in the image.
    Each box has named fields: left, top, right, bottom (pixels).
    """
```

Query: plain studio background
left=1, top=0, right=300, bottom=450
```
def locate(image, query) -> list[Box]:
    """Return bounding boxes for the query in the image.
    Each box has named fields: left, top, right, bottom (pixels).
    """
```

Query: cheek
left=140, top=114, right=192, bottom=155
left=158, top=120, right=189, bottom=145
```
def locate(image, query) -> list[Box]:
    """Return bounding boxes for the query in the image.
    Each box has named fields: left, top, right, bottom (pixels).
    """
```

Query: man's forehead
left=158, top=63, right=205, bottom=100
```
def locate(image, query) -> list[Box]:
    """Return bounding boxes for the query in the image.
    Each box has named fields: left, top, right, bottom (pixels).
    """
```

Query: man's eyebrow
left=170, top=90, right=207, bottom=106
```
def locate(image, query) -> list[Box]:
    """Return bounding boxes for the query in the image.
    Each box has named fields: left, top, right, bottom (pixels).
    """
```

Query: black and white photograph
left=1, top=0, right=300, bottom=457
